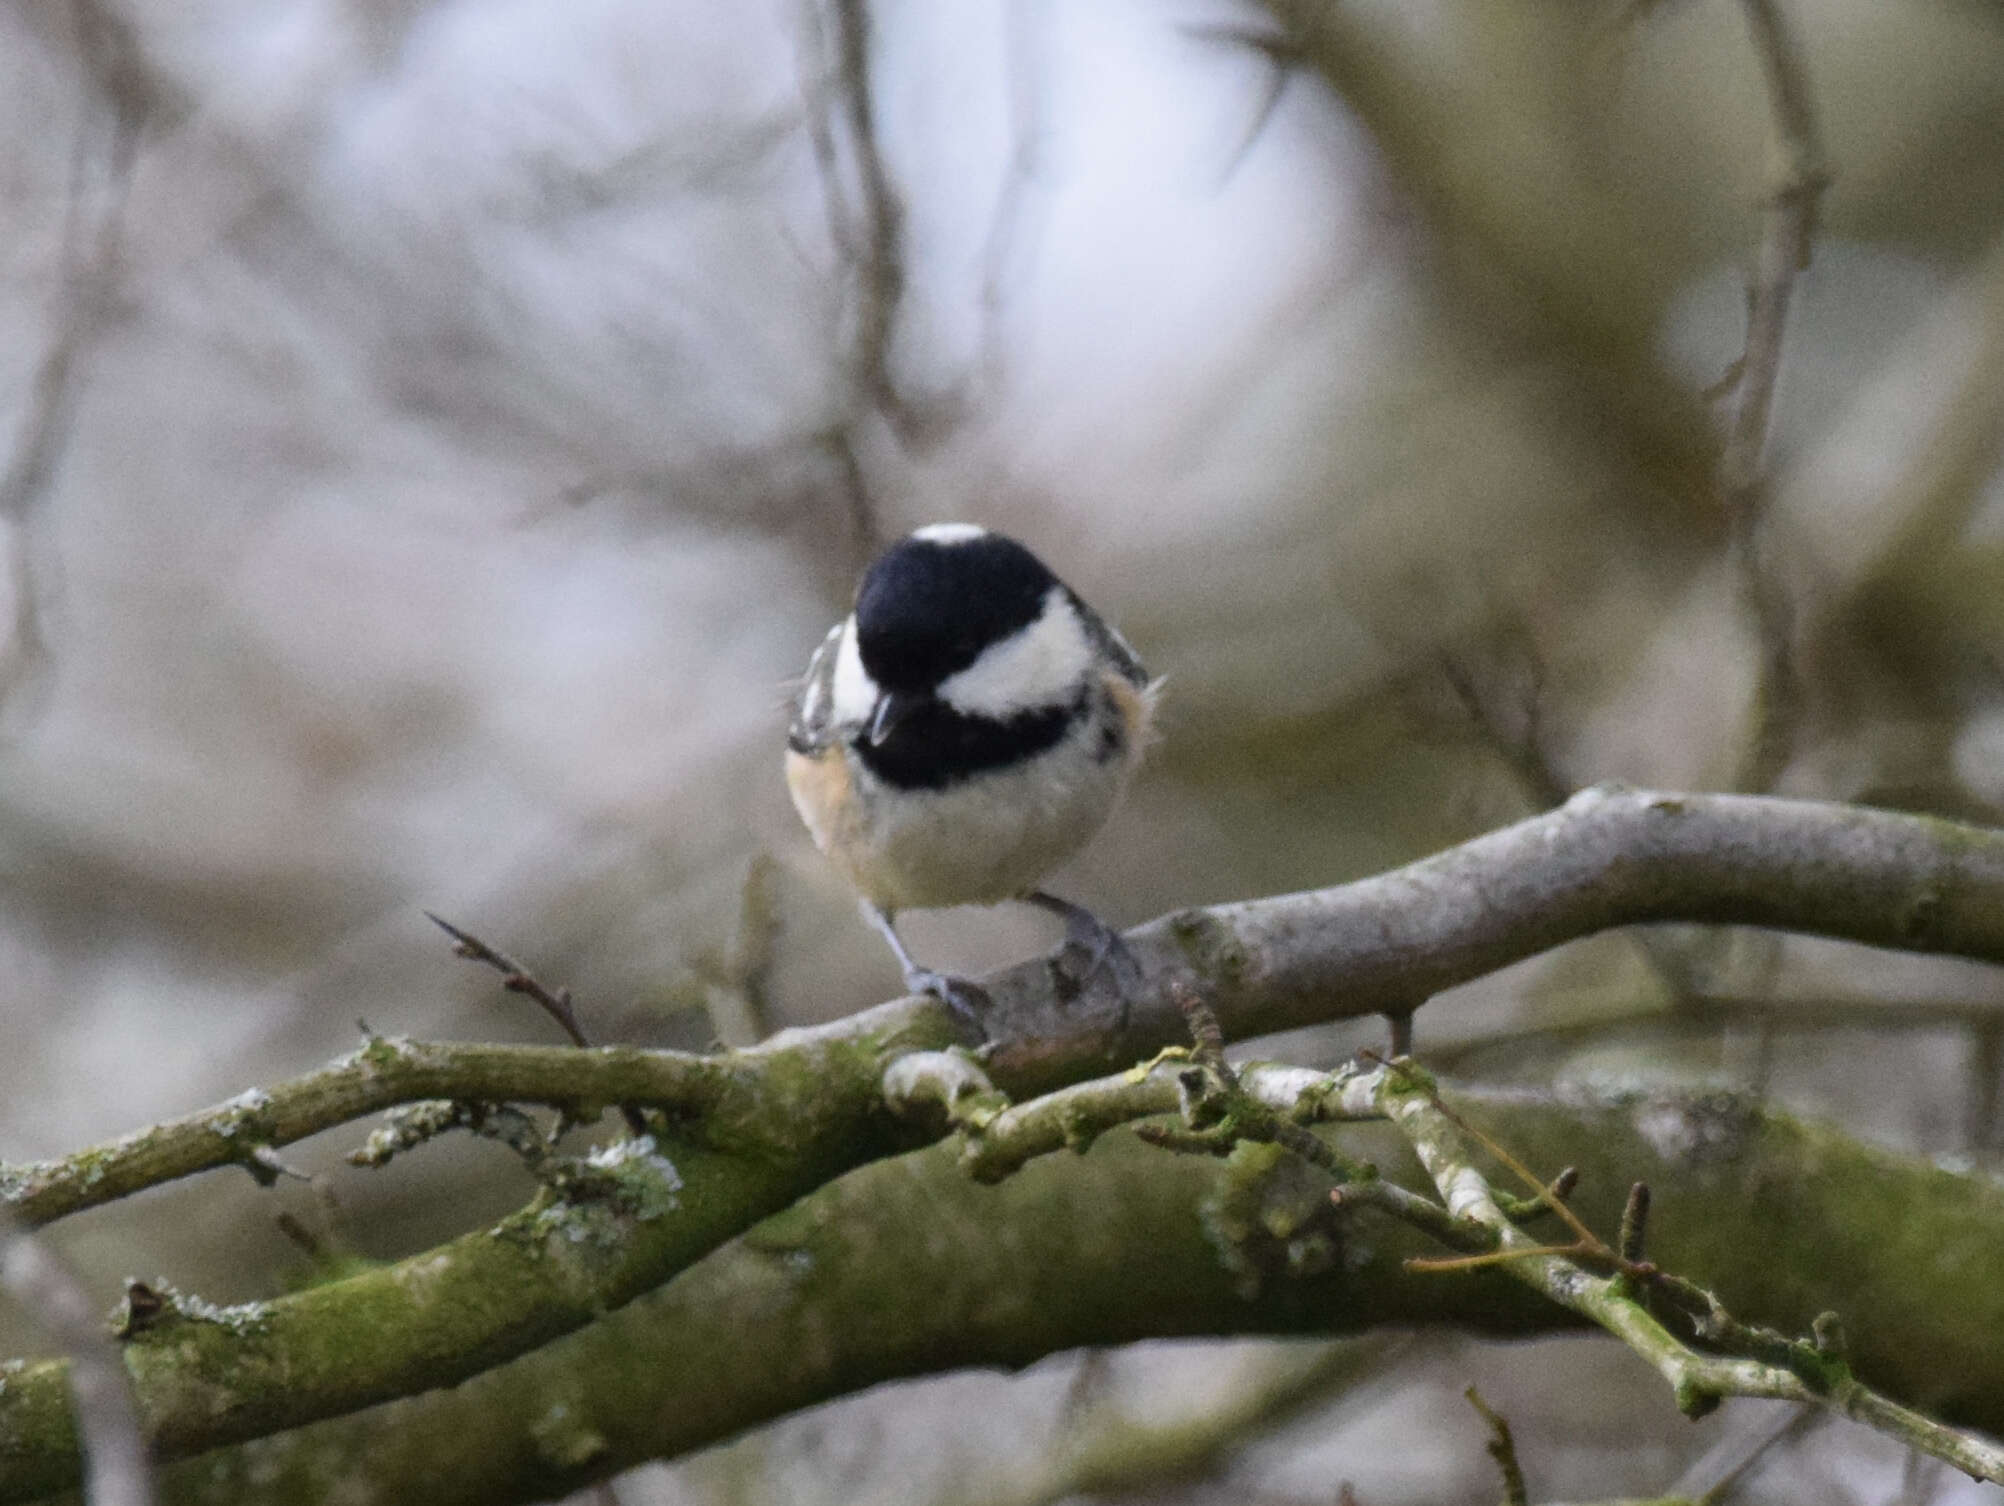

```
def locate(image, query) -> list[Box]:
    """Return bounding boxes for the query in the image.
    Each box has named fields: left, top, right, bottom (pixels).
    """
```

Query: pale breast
left=854, top=721, right=1140, bottom=907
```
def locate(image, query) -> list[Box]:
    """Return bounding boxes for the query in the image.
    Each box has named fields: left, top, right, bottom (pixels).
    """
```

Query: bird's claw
left=906, top=968, right=992, bottom=1040
left=1047, top=909, right=1143, bottom=1033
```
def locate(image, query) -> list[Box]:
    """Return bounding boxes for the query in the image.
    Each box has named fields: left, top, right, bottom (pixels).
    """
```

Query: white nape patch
left=829, top=615, right=879, bottom=725
left=938, top=588, right=1091, bottom=718
left=910, top=521, right=988, bottom=546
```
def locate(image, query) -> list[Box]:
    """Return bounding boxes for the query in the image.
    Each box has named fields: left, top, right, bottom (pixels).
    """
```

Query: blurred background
left=4, top=0, right=2004, bottom=1500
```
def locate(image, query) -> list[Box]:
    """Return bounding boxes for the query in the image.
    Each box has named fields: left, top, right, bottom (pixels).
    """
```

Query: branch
left=1465, top=1387, right=1529, bottom=1506
left=0, top=0, right=151, bottom=704
left=1362, top=1063, right=2004, bottom=1484
left=828, top=0, right=905, bottom=427
left=1716, top=0, right=1829, bottom=792
left=426, top=914, right=595, bottom=1049
left=10, top=788, right=2004, bottom=1490
left=1, top=1035, right=764, bottom=1227
left=974, top=786, right=2004, bottom=1094
left=425, top=913, right=650, bottom=1135
left=48, top=1085, right=2002, bottom=1506
left=29, top=787, right=2004, bottom=1221
left=1716, top=0, right=1827, bottom=510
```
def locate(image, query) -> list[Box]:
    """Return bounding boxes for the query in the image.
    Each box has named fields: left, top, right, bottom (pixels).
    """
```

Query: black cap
left=854, top=528, right=1057, bottom=692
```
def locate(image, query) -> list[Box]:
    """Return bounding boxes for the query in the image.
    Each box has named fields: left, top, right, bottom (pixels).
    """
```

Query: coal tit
left=785, top=523, right=1157, bottom=1025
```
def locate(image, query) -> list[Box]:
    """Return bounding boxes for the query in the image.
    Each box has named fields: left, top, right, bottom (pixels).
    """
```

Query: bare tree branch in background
left=0, top=1, right=150, bottom=710
left=793, top=0, right=920, bottom=563
left=827, top=0, right=908, bottom=432
left=1181, top=17, right=1310, bottom=190
left=977, top=0, right=1049, bottom=384
left=1435, top=636, right=1568, bottom=813
left=1662, top=1402, right=1818, bottom=1504
left=800, top=0, right=948, bottom=482
left=1, top=1212, right=153, bottom=1506
left=1715, top=0, right=1829, bottom=794
left=1430, top=638, right=1769, bottom=1055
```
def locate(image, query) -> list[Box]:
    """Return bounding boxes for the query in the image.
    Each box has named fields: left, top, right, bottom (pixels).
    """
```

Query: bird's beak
left=867, top=690, right=918, bottom=746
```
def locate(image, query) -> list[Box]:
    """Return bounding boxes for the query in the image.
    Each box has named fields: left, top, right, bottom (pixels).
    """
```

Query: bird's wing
left=786, top=622, right=849, bottom=754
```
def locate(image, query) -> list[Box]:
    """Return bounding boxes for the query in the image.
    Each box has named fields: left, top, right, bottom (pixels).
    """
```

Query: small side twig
left=1465, top=1386, right=1530, bottom=1506
left=1437, top=641, right=1567, bottom=812
left=1618, top=1180, right=1652, bottom=1267
left=952, top=1053, right=1380, bottom=1185
left=1667, top=1401, right=1817, bottom=1504
left=1358, top=1061, right=2004, bottom=1483
left=427, top=912, right=591, bottom=1048
left=1494, top=1166, right=1579, bottom=1227
left=426, top=913, right=648, bottom=1136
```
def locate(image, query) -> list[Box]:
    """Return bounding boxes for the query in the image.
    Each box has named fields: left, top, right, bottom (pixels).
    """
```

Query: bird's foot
left=1025, top=892, right=1143, bottom=1031
left=905, top=967, right=992, bottom=1039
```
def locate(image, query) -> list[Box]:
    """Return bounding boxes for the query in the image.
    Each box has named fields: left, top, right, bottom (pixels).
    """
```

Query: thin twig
left=0, top=0, right=150, bottom=707
left=977, top=0, right=1047, bottom=379
left=1181, top=20, right=1307, bottom=188
left=823, top=426, right=884, bottom=564
left=1465, top=1387, right=1529, bottom=1506
left=1716, top=0, right=1830, bottom=793
left=1437, top=643, right=1568, bottom=812
left=793, top=0, right=887, bottom=557
left=424, top=915, right=652, bottom=1136
left=827, top=0, right=924, bottom=444
left=2, top=1037, right=743, bottom=1227
left=1363, top=1064, right=2004, bottom=1483
left=425, top=912, right=592, bottom=1048
left=1670, top=1402, right=1816, bottom=1504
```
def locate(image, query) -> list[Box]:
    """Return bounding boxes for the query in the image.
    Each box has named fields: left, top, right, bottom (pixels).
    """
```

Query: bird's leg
left=861, top=901, right=990, bottom=1036
left=1020, top=890, right=1142, bottom=1028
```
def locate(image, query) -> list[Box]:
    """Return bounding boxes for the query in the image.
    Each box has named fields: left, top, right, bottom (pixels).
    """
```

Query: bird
left=785, top=522, right=1158, bottom=1029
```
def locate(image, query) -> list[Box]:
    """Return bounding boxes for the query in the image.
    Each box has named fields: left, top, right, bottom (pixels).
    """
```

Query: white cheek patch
left=911, top=521, right=988, bottom=545
left=938, top=589, right=1092, bottom=718
left=830, top=616, right=880, bottom=726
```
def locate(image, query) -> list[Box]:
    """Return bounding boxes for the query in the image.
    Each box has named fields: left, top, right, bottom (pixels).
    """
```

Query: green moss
left=529, top=1401, right=608, bottom=1471
left=1672, top=1374, right=1720, bottom=1419
left=1199, top=1141, right=1338, bottom=1299
left=353, top=1034, right=414, bottom=1071
left=1377, top=1061, right=1438, bottom=1102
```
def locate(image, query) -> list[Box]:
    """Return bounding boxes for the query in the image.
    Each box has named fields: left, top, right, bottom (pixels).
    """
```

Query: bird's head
left=839, top=523, right=1093, bottom=745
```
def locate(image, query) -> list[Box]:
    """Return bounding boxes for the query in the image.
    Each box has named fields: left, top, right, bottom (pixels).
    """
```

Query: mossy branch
left=1358, top=1063, right=2004, bottom=1485
left=9, top=788, right=2004, bottom=1496
left=49, top=1087, right=2004, bottom=1506
left=0, top=1012, right=960, bottom=1499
